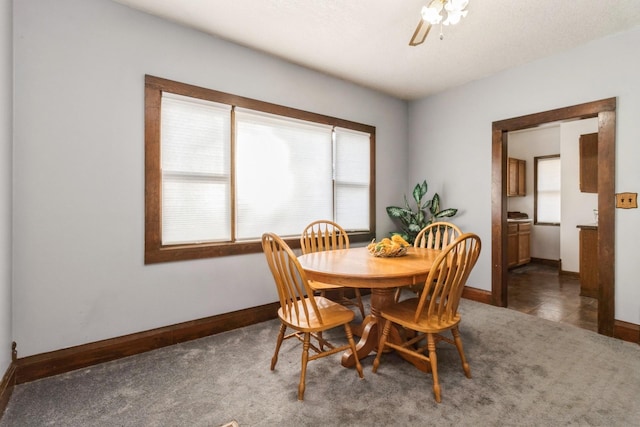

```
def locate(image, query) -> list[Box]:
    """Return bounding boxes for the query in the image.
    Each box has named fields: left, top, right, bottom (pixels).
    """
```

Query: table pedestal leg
left=341, top=287, right=399, bottom=366
left=341, top=287, right=431, bottom=373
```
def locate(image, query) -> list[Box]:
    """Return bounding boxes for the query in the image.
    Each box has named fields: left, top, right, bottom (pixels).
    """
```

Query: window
left=534, top=155, right=561, bottom=225
left=145, top=75, right=375, bottom=263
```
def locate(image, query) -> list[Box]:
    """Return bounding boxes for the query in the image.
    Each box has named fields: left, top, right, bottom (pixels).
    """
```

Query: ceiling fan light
left=445, top=0, right=469, bottom=15
left=421, top=5, right=443, bottom=25
left=411, top=0, right=469, bottom=45
left=443, top=9, right=467, bottom=26
left=443, top=15, right=457, bottom=26
left=448, top=0, right=469, bottom=11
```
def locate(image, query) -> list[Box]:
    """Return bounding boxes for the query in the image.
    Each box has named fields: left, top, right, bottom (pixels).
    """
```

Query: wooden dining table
left=298, top=245, right=441, bottom=373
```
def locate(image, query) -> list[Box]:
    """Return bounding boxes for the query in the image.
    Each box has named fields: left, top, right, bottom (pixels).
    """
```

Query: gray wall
left=1, top=0, right=12, bottom=374
left=12, top=0, right=408, bottom=357
left=409, top=26, right=640, bottom=324
left=9, top=0, right=640, bottom=361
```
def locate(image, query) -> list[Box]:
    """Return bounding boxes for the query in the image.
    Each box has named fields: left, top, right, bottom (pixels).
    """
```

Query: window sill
left=145, top=231, right=376, bottom=264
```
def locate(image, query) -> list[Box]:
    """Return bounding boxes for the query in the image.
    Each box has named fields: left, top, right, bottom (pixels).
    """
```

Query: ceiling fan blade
left=409, top=19, right=432, bottom=46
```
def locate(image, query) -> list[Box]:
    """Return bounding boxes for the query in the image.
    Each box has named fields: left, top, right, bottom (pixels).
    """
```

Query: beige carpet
left=1, top=297, right=639, bottom=426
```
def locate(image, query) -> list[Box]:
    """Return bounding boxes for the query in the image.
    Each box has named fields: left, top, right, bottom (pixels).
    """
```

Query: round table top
left=298, top=246, right=441, bottom=288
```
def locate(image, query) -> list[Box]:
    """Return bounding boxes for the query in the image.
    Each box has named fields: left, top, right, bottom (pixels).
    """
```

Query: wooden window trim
left=144, top=75, right=376, bottom=264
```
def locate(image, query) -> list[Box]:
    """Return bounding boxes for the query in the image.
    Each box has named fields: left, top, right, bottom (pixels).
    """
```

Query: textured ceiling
left=113, top=0, right=640, bottom=100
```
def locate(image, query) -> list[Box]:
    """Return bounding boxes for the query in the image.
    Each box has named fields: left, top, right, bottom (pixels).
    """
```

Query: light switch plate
left=616, top=192, right=637, bottom=209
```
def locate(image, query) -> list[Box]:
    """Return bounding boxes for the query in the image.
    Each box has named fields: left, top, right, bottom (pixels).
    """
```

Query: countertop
left=577, top=224, right=598, bottom=230
left=507, top=218, right=532, bottom=223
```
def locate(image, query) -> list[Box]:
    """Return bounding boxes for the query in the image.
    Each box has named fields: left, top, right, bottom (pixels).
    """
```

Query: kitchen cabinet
left=578, top=225, right=598, bottom=299
left=508, top=221, right=531, bottom=268
left=508, top=158, right=526, bottom=197
left=579, top=133, right=598, bottom=193
left=507, top=224, right=518, bottom=267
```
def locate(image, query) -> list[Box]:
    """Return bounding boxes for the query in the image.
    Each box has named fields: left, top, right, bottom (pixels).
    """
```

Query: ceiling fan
left=409, top=0, right=469, bottom=46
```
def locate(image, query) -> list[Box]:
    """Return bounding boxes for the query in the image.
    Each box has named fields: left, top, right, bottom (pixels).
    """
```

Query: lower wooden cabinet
left=508, top=221, right=531, bottom=268
left=508, top=224, right=518, bottom=267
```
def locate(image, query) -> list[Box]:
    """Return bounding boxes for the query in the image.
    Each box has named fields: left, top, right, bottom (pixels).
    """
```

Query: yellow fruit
left=391, top=234, right=409, bottom=247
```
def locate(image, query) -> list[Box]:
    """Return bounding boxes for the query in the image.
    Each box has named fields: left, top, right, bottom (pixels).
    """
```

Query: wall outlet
left=616, top=192, right=638, bottom=209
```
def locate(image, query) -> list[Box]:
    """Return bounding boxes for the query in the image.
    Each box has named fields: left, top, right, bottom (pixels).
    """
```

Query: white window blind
left=536, top=156, right=561, bottom=224
left=161, top=93, right=232, bottom=244
left=334, top=127, right=370, bottom=230
left=235, top=108, right=334, bottom=239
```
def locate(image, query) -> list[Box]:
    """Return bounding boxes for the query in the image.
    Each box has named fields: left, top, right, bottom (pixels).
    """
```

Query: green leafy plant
left=386, top=179, right=458, bottom=244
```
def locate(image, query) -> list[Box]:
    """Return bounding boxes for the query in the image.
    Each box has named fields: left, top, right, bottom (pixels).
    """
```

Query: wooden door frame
left=491, top=98, right=616, bottom=336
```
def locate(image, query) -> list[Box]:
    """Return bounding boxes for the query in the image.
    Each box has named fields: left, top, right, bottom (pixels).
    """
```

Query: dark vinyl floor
left=507, top=262, right=598, bottom=332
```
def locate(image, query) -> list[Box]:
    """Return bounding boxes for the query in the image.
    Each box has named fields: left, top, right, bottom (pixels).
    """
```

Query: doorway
left=491, top=98, right=616, bottom=336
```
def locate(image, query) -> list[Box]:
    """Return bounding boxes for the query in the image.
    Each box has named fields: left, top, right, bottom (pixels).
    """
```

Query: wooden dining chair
left=300, top=220, right=366, bottom=319
left=262, top=232, right=364, bottom=400
left=395, top=221, right=462, bottom=302
left=373, top=233, right=481, bottom=403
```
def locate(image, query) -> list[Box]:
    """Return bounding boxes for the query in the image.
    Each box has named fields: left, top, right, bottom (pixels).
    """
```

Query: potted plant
left=386, top=179, right=457, bottom=244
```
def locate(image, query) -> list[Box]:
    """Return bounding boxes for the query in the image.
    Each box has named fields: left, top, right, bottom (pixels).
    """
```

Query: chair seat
left=263, top=232, right=364, bottom=400
left=300, top=220, right=366, bottom=319
left=380, top=297, right=461, bottom=333
left=395, top=222, right=462, bottom=303
left=373, top=233, right=481, bottom=403
left=278, top=296, right=356, bottom=332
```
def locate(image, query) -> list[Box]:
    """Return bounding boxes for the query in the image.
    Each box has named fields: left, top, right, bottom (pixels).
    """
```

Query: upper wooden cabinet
left=580, top=133, right=598, bottom=193
left=508, top=157, right=526, bottom=197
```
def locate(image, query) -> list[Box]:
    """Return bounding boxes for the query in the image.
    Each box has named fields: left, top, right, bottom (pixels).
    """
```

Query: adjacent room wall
left=12, top=0, right=408, bottom=357
left=505, top=119, right=599, bottom=270
left=0, top=0, right=13, bottom=375
left=409, top=25, right=640, bottom=324
left=507, top=125, right=561, bottom=261
left=559, top=119, right=599, bottom=273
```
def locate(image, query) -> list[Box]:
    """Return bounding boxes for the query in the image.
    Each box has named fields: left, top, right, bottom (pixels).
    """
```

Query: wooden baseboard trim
left=0, top=361, right=16, bottom=419
left=614, top=319, right=640, bottom=345
left=530, top=258, right=560, bottom=268
left=464, top=287, right=640, bottom=346
left=462, top=286, right=493, bottom=305
left=16, top=302, right=279, bottom=385
left=11, top=292, right=639, bottom=389
left=559, top=270, right=580, bottom=278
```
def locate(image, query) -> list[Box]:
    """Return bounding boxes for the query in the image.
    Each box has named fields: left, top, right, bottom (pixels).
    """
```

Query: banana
left=391, top=234, right=410, bottom=247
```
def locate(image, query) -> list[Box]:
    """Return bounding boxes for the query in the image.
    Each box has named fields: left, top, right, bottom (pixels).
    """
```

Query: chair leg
left=452, top=326, right=471, bottom=378
left=271, top=323, right=286, bottom=370
left=427, top=333, right=441, bottom=403
left=298, top=332, right=311, bottom=400
left=354, top=288, right=366, bottom=319
left=372, top=319, right=391, bottom=373
left=344, top=323, right=364, bottom=378
left=317, top=291, right=326, bottom=351
left=394, top=287, right=402, bottom=302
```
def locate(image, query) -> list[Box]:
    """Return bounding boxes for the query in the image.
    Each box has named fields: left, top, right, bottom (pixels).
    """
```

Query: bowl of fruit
left=367, top=235, right=410, bottom=257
